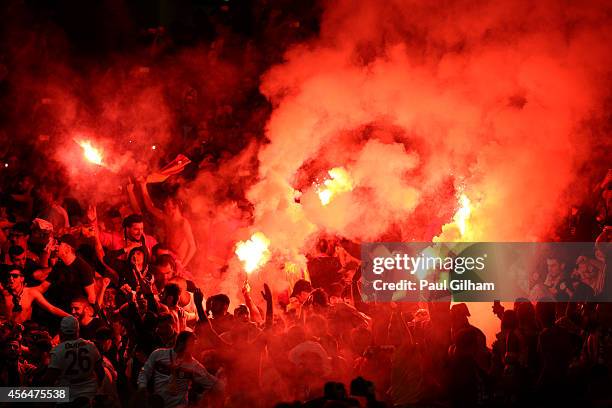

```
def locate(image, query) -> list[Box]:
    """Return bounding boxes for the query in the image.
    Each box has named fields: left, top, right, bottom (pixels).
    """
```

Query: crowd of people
left=0, top=1, right=611, bottom=406
left=0, top=163, right=610, bottom=408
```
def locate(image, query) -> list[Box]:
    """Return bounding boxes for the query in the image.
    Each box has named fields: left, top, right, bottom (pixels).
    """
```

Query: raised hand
left=140, top=281, right=153, bottom=296
left=261, top=283, right=272, bottom=303
left=86, top=205, right=97, bottom=223
left=242, top=281, right=251, bottom=298
left=193, top=288, right=205, bottom=306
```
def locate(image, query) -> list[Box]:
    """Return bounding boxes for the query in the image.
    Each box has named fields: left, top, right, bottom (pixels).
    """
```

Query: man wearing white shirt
left=138, top=331, right=223, bottom=407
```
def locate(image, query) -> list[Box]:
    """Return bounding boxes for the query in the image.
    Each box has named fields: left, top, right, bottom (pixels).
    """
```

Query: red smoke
left=2, top=0, right=611, bottom=336
left=248, top=0, right=612, bottom=255
left=237, top=0, right=612, bottom=337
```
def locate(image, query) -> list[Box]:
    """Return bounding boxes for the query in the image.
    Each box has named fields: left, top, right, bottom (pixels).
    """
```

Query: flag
left=146, top=154, right=192, bottom=183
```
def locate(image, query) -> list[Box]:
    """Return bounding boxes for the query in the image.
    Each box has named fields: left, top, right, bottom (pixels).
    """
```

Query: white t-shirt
left=49, top=338, right=102, bottom=402
left=137, top=348, right=220, bottom=408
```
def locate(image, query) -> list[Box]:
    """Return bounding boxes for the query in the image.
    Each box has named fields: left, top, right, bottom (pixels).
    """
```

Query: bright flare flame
left=433, top=192, right=473, bottom=242
left=235, top=232, right=271, bottom=273
left=455, top=193, right=472, bottom=236
left=76, top=140, right=103, bottom=165
left=317, top=167, right=354, bottom=206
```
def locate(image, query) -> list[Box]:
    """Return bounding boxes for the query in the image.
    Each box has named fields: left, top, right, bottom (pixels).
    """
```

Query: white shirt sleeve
left=191, top=360, right=223, bottom=393
left=137, top=349, right=160, bottom=389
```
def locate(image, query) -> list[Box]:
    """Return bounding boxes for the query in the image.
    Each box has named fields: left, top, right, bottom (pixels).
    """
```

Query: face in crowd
left=9, top=249, right=27, bottom=269
left=70, top=300, right=93, bottom=323
left=126, top=222, right=144, bottom=242
left=130, top=249, right=145, bottom=269
left=163, top=198, right=181, bottom=218
left=546, top=258, right=564, bottom=279
left=7, top=268, right=25, bottom=293
left=9, top=230, right=28, bottom=249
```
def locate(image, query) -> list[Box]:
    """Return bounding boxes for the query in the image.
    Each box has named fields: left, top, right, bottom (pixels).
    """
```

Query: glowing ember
left=235, top=232, right=271, bottom=273
left=75, top=139, right=103, bottom=166
left=317, top=167, right=353, bottom=206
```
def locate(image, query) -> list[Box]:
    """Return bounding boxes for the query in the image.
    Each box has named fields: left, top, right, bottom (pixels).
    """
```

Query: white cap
left=60, top=316, right=79, bottom=335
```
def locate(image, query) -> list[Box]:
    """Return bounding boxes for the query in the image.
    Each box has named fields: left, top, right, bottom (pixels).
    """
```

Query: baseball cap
left=60, top=316, right=79, bottom=335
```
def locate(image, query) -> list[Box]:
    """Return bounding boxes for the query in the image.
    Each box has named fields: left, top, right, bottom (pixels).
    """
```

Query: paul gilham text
left=372, top=279, right=495, bottom=291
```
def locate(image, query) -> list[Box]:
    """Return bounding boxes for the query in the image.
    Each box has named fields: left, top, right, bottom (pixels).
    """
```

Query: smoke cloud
left=246, top=0, right=612, bottom=271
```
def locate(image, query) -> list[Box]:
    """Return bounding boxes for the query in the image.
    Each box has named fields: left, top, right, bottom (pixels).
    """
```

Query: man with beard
left=70, top=297, right=106, bottom=341
left=104, top=214, right=157, bottom=263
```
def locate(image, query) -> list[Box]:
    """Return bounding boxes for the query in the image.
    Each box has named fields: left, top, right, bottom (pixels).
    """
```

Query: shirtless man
left=138, top=179, right=196, bottom=266
left=0, top=265, right=69, bottom=324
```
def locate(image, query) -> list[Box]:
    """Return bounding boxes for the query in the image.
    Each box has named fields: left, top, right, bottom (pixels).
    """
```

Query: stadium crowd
left=0, top=2, right=611, bottom=407
left=0, top=168, right=610, bottom=408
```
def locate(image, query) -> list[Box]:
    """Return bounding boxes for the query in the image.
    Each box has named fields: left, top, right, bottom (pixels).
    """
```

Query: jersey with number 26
left=49, top=338, right=101, bottom=401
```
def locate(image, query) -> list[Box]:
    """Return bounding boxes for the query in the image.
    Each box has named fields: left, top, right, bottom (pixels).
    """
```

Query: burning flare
left=434, top=192, right=474, bottom=242
left=455, top=193, right=472, bottom=236
left=75, top=139, right=103, bottom=166
left=235, top=232, right=271, bottom=273
left=317, top=167, right=354, bottom=206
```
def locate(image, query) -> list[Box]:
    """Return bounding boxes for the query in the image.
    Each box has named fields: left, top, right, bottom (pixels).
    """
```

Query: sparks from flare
left=75, top=139, right=103, bottom=166
left=317, top=167, right=354, bottom=206
left=235, top=232, right=271, bottom=273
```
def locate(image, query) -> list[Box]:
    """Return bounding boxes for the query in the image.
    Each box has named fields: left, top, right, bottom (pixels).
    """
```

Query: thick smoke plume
left=246, top=0, right=612, bottom=273
left=2, top=1, right=611, bottom=318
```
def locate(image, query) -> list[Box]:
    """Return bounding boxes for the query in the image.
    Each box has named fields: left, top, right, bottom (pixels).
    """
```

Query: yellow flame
left=235, top=232, right=271, bottom=273
left=433, top=193, right=473, bottom=242
left=76, top=140, right=103, bottom=165
left=455, top=193, right=472, bottom=236
left=317, top=167, right=354, bottom=206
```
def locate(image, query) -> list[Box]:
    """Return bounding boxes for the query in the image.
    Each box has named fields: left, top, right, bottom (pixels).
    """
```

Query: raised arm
left=84, top=205, right=106, bottom=262
left=97, top=277, right=111, bottom=308
left=181, top=219, right=197, bottom=267
left=261, top=283, right=273, bottom=329
left=84, top=283, right=96, bottom=305
left=140, top=280, right=160, bottom=313
left=138, top=179, right=165, bottom=221
left=242, top=282, right=263, bottom=324
left=193, top=288, right=230, bottom=348
left=126, top=179, right=143, bottom=214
